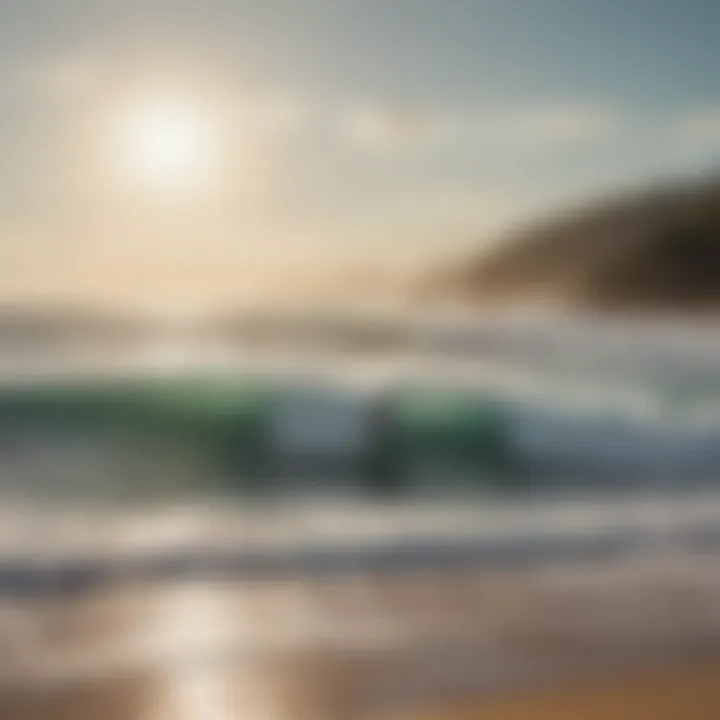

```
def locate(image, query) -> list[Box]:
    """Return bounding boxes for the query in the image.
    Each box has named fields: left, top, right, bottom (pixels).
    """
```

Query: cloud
left=342, top=104, right=451, bottom=149
left=231, top=95, right=314, bottom=137
left=478, top=103, right=622, bottom=145
left=10, top=52, right=107, bottom=103
left=11, top=54, right=623, bottom=153
left=340, top=101, right=622, bottom=152
left=671, top=108, right=720, bottom=149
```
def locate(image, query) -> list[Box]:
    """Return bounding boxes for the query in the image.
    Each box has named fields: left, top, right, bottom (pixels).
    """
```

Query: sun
left=117, top=99, right=214, bottom=192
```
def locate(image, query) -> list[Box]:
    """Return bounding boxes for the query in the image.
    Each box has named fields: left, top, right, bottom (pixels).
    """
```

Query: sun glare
left=118, top=100, right=214, bottom=192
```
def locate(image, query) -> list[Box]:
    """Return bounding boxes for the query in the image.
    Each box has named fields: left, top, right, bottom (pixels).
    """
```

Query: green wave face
left=0, top=372, right=718, bottom=506
left=0, top=375, right=525, bottom=505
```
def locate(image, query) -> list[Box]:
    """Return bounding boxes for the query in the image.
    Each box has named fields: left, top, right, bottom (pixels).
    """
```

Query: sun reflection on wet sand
left=2, top=553, right=720, bottom=720
left=143, top=585, right=246, bottom=720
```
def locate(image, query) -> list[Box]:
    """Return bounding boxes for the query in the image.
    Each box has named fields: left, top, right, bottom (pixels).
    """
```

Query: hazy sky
left=1, top=0, right=719, bottom=304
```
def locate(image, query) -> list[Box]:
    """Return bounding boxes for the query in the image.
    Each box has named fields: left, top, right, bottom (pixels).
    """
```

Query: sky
left=0, top=0, right=720, bottom=306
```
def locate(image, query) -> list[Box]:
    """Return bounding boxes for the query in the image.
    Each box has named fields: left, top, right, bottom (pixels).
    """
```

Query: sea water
left=0, top=315, right=718, bottom=719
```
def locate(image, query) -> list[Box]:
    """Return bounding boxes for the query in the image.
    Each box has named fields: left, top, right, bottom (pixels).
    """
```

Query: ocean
left=0, top=312, right=718, bottom=718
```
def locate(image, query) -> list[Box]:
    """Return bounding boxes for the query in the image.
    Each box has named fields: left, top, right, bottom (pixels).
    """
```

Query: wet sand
left=407, top=660, right=720, bottom=720
left=2, top=554, right=720, bottom=720
left=5, top=655, right=720, bottom=720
